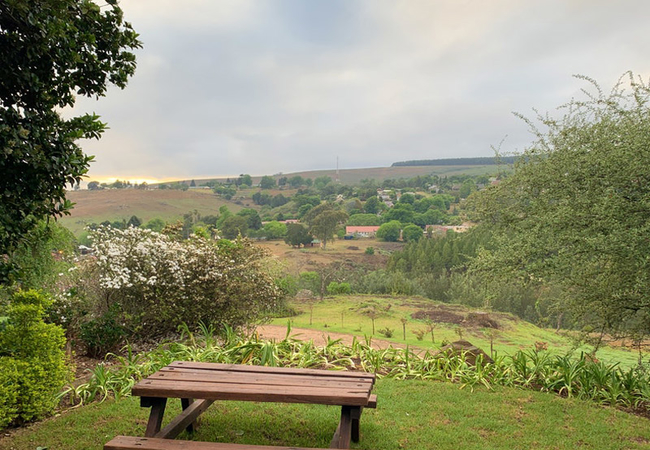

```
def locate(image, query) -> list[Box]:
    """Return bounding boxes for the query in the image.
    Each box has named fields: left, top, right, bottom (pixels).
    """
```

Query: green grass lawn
left=270, top=295, right=645, bottom=368
left=2, top=379, right=648, bottom=450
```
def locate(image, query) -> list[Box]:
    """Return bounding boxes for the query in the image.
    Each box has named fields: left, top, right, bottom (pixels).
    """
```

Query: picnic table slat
left=168, top=361, right=376, bottom=382
left=105, top=436, right=326, bottom=450
left=151, top=369, right=372, bottom=389
left=133, top=379, right=371, bottom=406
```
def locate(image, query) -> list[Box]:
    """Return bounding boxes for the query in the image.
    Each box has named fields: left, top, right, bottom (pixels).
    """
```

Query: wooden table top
left=132, top=362, right=376, bottom=407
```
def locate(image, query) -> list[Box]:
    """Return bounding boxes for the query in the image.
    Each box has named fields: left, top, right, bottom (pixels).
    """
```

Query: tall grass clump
left=67, top=324, right=650, bottom=414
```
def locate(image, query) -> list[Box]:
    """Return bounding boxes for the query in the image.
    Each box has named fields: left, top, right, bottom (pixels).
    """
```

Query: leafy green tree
left=399, top=193, right=415, bottom=204
left=127, top=215, right=142, bottom=228
left=237, top=174, right=253, bottom=187
left=260, top=175, right=276, bottom=189
left=87, top=181, right=102, bottom=191
left=284, top=223, right=313, bottom=248
left=382, top=203, right=415, bottom=224
left=303, top=203, right=348, bottom=249
left=289, top=176, right=304, bottom=188
left=377, top=220, right=401, bottom=242
left=313, top=176, right=332, bottom=190
left=220, top=215, right=248, bottom=239
left=144, top=218, right=166, bottom=232
left=364, top=196, right=381, bottom=214
left=469, top=73, right=650, bottom=339
left=271, top=194, right=289, bottom=208
left=237, top=208, right=262, bottom=230
left=402, top=224, right=423, bottom=242
left=263, top=221, right=287, bottom=240
left=0, top=0, right=140, bottom=280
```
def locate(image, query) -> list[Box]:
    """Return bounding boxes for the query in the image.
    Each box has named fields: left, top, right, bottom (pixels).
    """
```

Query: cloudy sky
left=73, top=0, right=650, bottom=182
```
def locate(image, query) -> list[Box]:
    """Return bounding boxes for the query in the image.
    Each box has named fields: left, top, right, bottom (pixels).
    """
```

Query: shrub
left=378, top=327, right=394, bottom=338
left=0, top=290, right=72, bottom=428
left=83, top=227, right=281, bottom=339
left=364, top=246, right=375, bottom=255
left=78, top=304, right=126, bottom=357
left=327, top=281, right=351, bottom=296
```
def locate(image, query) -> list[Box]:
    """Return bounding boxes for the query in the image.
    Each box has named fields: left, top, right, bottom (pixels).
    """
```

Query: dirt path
left=255, top=324, right=414, bottom=350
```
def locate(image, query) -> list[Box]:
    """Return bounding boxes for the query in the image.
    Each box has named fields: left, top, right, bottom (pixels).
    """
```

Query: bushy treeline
left=392, top=156, right=518, bottom=166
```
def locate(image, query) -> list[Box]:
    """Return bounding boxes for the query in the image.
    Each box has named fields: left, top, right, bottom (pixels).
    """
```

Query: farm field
left=257, top=238, right=402, bottom=273
left=60, top=189, right=242, bottom=236
left=269, top=294, right=647, bottom=369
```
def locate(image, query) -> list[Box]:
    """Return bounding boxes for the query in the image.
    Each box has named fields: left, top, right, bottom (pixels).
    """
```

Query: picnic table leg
left=330, top=405, right=360, bottom=449
left=181, top=398, right=195, bottom=433
left=351, top=407, right=362, bottom=443
left=141, top=397, right=167, bottom=437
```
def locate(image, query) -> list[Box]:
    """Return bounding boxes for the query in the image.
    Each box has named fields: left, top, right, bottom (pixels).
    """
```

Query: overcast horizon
left=71, top=0, right=650, bottom=183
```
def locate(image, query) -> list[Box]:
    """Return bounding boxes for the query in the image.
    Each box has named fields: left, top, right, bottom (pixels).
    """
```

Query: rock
left=437, top=340, right=494, bottom=365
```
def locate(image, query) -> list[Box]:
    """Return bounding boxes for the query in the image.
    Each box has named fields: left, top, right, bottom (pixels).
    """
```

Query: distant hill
left=179, top=164, right=502, bottom=187
left=392, top=156, right=518, bottom=167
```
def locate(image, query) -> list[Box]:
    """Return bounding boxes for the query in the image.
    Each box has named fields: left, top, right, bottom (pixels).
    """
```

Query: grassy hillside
left=271, top=295, right=645, bottom=368
left=60, top=189, right=245, bottom=236
left=2, top=379, right=648, bottom=450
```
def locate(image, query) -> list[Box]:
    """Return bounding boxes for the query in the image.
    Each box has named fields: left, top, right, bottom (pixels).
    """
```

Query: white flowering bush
left=85, top=226, right=280, bottom=339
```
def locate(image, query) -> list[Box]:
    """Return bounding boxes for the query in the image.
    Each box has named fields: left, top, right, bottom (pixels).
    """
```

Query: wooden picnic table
left=131, top=362, right=377, bottom=449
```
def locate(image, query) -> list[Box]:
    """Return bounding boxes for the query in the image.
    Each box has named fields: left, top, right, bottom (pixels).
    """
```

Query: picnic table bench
left=105, top=362, right=377, bottom=450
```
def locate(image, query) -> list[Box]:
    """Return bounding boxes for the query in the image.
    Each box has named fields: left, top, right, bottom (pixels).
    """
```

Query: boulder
left=437, top=340, right=494, bottom=366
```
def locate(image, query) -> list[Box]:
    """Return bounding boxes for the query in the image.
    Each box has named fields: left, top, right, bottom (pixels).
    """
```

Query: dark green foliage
left=376, top=221, right=401, bottom=242
left=221, top=215, right=248, bottom=239
left=326, top=281, right=351, bottom=295
left=259, top=175, right=276, bottom=189
left=126, top=215, right=141, bottom=228
left=402, top=224, right=423, bottom=242
left=469, top=73, right=650, bottom=338
left=284, top=223, right=313, bottom=248
left=0, top=290, right=71, bottom=427
left=381, top=203, right=414, bottom=223
left=7, top=221, right=76, bottom=290
left=302, top=203, right=348, bottom=249
left=78, top=304, right=126, bottom=358
left=237, top=208, right=262, bottom=230
left=262, top=221, right=287, bottom=240
left=363, top=196, right=381, bottom=214
left=0, top=0, right=141, bottom=276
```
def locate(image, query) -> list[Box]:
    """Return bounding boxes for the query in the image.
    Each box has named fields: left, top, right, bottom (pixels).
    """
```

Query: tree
left=126, top=215, right=142, bottom=228
left=284, top=223, right=313, bottom=248
left=289, top=176, right=304, bottom=188
left=238, top=174, right=253, bottom=187
left=87, top=181, right=102, bottom=191
left=402, top=224, right=423, bottom=242
left=469, top=73, right=650, bottom=341
left=0, top=0, right=141, bottom=279
left=303, top=203, right=348, bottom=249
left=364, top=196, right=381, bottom=214
left=220, top=216, right=248, bottom=239
left=237, top=208, right=262, bottom=230
left=377, top=221, right=401, bottom=242
left=260, top=175, right=276, bottom=189
left=263, top=221, right=287, bottom=240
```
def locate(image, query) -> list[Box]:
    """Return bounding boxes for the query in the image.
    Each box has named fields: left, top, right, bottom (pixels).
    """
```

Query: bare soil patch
left=411, top=305, right=502, bottom=329
left=255, top=324, right=411, bottom=350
